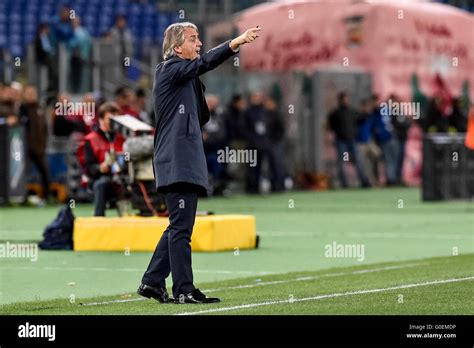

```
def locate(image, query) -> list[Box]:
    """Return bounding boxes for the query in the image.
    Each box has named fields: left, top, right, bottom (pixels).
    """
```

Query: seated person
left=82, top=102, right=125, bottom=216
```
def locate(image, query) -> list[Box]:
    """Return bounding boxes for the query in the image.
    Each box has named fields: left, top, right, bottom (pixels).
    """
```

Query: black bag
left=38, top=205, right=74, bottom=250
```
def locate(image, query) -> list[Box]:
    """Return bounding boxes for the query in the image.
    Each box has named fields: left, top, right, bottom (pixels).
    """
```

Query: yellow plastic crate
left=73, top=215, right=257, bottom=252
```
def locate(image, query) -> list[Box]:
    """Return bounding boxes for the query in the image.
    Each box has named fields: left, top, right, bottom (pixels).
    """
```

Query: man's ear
left=174, top=46, right=182, bottom=54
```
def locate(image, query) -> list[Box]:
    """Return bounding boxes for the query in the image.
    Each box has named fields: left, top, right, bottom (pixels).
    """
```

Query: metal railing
left=24, top=40, right=160, bottom=105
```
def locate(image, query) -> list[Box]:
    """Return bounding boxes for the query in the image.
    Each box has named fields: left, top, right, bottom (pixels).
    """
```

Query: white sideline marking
left=177, top=276, right=474, bottom=315
left=81, top=298, right=145, bottom=306
left=80, top=263, right=424, bottom=307
left=202, top=263, right=425, bottom=293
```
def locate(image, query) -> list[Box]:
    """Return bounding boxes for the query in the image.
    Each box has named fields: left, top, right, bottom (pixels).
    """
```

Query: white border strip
left=177, top=276, right=474, bottom=315
left=80, top=263, right=424, bottom=307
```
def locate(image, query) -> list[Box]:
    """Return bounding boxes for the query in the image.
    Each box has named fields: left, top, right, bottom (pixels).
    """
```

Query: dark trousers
left=379, top=138, right=398, bottom=184
left=142, top=191, right=198, bottom=297
left=269, top=142, right=286, bottom=192
left=335, top=139, right=369, bottom=187
left=28, top=151, right=50, bottom=199
left=92, top=176, right=115, bottom=216
left=395, top=138, right=406, bottom=183
left=246, top=147, right=266, bottom=194
left=247, top=146, right=286, bottom=193
left=70, top=56, right=84, bottom=94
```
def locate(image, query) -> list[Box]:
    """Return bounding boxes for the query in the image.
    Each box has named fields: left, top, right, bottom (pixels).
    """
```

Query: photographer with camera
left=80, top=102, right=125, bottom=216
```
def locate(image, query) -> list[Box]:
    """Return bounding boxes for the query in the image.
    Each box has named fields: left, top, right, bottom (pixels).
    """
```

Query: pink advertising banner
left=236, top=0, right=474, bottom=101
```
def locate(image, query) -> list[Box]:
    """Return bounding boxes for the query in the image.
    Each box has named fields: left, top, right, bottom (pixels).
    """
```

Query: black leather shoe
left=137, top=284, right=173, bottom=303
left=175, top=288, right=221, bottom=304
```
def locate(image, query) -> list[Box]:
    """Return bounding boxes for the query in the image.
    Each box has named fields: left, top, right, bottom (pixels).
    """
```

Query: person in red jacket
left=115, top=86, right=139, bottom=118
left=83, top=102, right=125, bottom=216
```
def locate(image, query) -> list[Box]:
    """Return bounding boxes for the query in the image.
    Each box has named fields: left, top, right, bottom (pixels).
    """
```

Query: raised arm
left=164, top=26, right=262, bottom=84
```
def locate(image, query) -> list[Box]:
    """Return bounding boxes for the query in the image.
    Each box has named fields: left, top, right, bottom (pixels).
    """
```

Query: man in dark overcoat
left=138, top=22, right=261, bottom=304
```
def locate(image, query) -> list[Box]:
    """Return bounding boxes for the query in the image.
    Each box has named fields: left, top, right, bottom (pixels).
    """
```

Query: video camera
left=110, top=115, right=167, bottom=216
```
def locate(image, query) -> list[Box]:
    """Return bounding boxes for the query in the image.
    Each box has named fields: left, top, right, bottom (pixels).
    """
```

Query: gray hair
left=162, top=22, right=198, bottom=60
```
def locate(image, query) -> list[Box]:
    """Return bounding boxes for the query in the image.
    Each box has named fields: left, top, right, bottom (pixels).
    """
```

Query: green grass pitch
left=1, top=187, right=473, bottom=315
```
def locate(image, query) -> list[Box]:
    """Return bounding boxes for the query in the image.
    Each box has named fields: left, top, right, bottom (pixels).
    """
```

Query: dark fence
left=422, top=133, right=474, bottom=201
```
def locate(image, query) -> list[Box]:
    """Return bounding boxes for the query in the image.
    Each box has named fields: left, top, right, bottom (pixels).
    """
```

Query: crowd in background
left=328, top=88, right=470, bottom=189
left=0, top=82, right=290, bottom=206
left=1, top=74, right=472, bottom=206
left=202, top=91, right=287, bottom=196
left=35, top=4, right=134, bottom=94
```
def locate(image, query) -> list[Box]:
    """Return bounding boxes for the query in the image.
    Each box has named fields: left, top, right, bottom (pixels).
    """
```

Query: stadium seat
left=2, top=0, right=177, bottom=57
left=0, top=35, right=7, bottom=48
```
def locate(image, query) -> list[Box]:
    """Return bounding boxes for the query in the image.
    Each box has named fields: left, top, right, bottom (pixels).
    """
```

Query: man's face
left=136, top=96, right=145, bottom=109
left=2, top=86, right=14, bottom=101
left=100, top=113, right=113, bottom=132
left=175, top=27, right=202, bottom=60
left=118, top=90, right=134, bottom=107
left=250, top=92, right=264, bottom=106
left=340, top=95, right=348, bottom=106
left=236, top=98, right=247, bottom=111
left=23, top=87, right=38, bottom=104
left=264, top=98, right=276, bottom=111
left=40, top=25, right=49, bottom=35
left=60, top=7, right=70, bottom=21
left=117, top=17, right=126, bottom=29
left=123, top=91, right=134, bottom=105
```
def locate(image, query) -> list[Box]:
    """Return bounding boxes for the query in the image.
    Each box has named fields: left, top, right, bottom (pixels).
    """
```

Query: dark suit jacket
left=152, top=40, right=238, bottom=195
